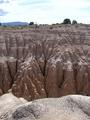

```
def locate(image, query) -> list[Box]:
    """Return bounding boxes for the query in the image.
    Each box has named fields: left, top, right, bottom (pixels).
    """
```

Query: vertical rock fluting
left=0, top=25, right=90, bottom=100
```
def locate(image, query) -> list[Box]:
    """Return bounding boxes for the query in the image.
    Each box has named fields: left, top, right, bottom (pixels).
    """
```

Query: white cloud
left=52, top=0, right=90, bottom=8
left=0, top=0, right=90, bottom=24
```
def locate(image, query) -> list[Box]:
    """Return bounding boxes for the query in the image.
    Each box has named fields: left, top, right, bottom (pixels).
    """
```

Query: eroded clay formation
left=0, top=25, right=90, bottom=100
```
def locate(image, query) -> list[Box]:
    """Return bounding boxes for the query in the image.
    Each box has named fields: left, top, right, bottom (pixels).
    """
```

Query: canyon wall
left=0, top=25, right=90, bottom=100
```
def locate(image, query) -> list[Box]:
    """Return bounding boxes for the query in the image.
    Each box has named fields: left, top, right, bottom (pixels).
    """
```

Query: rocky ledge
left=0, top=93, right=90, bottom=120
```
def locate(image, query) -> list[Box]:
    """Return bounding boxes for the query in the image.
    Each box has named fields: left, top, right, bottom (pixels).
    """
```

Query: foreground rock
left=0, top=25, right=90, bottom=100
left=0, top=93, right=27, bottom=120
left=0, top=94, right=90, bottom=120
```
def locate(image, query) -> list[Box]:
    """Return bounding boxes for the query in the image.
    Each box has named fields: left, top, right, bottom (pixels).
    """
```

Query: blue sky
left=0, top=0, right=90, bottom=24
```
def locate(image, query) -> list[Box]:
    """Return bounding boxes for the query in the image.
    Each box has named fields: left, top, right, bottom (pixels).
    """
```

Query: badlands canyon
left=0, top=24, right=90, bottom=119
left=0, top=25, right=90, bottom=100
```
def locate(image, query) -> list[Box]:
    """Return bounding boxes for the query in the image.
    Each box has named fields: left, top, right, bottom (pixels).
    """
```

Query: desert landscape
left=0, top=24, right=90, bottom=100
left=0, top=24, right=90, bottom=119
left=0, top=0, right=90, bottom=119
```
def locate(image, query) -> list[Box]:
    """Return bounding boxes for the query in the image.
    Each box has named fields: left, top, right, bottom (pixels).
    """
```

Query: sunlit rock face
left=0, top=94, right=90, bottom=120
left=0, top=25, right=90, bottom=100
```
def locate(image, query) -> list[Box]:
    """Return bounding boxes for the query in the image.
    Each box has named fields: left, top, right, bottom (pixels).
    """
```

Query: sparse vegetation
left=63, top=18, right=71, bottom=24
left=72, top=20, right=77, bottom=24
left=29, top=22, right=34, bottom=25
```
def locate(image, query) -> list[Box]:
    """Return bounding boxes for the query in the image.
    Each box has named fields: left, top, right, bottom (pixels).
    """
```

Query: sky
left=0, top=0, right=90, bottom=24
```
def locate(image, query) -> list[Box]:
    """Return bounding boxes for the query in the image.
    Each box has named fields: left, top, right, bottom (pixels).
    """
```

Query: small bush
left=63, top=19, right=71, bottom=24
left=72, top=20, right=77, bottom=24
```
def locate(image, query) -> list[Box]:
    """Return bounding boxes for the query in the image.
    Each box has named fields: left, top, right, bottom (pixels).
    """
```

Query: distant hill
left=2, top=22, right=28, bottom=26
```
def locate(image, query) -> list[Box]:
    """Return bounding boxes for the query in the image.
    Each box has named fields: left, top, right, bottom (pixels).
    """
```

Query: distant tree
left=72, top=20, right=77, bottom=24
left=63, top=18, right=71, bottom=24
left=35, top=24, right=39, bottom=28
left=0, top=23, right=2, bottom=26
left=29, top=22, right=34, bottom=25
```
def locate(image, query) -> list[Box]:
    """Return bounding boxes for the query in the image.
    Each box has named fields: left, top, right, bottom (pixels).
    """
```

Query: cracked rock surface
left=0, top=93, right=90, bottom=120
